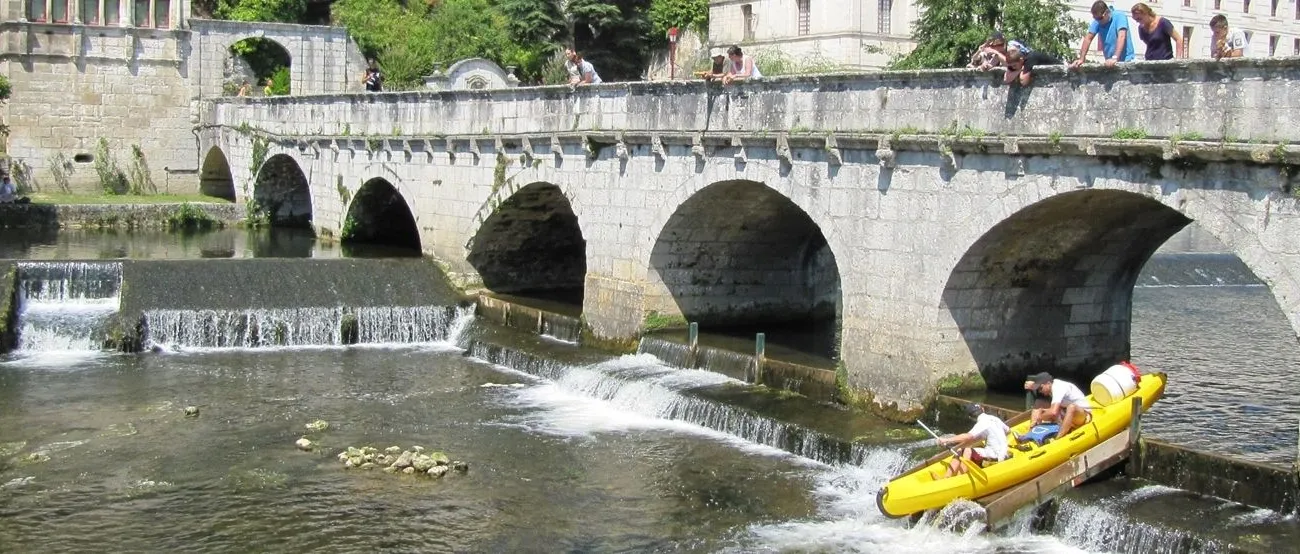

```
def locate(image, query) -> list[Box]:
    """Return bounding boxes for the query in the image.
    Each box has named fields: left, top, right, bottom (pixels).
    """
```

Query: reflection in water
left=0, top=227, right=421, bottom=260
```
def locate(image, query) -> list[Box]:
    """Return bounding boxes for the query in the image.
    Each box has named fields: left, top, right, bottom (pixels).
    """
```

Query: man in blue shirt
left=1070, top=1, right=1135, bottom=68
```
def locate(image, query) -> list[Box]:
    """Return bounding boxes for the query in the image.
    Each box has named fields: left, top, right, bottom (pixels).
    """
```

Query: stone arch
left=252, top=153, right=312, bottom=228
left=648, top=179, right=842, bottom=359
left=467, top=182, right=586, bottom=304
left=199, top=146, right=236, bottom=201
left=224, top=36, right=294, bottom=96
left=342, top=177, right=421, bottom=251
left=942, top=189, right=1194, bottom=390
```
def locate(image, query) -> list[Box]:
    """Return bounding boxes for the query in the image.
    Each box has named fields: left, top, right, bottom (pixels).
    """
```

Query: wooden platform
left=978, top=428, right=1133, bottom=529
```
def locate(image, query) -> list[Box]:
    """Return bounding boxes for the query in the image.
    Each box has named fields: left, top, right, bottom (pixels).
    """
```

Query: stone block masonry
left=201, top=60, right=1300, bottom=419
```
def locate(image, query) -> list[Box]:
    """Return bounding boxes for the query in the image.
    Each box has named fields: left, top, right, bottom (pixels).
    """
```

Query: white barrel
left=1091, top=365, right=1139, bottom=406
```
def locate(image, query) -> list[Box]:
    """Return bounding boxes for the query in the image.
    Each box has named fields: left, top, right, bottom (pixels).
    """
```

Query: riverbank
left=0, top=200, right=242, bottom=229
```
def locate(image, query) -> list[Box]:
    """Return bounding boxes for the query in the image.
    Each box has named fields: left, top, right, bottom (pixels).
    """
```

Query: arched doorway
left=648, top=180, right=841, bottom=360
left=467, top=182, right=586, bottom=306
left=198, top=146, right=235, bottom=201
left=341, top=178, right=421, bottom=255
left=226, top=37, right=292, bottom=96
left=252, top=154, right=312, bottom=228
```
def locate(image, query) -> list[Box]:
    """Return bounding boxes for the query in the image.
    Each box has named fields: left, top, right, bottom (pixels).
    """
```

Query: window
left=28, top=0, right=46, bottom=21
left=104, top=0, right=118, bottom=24
left=1272, top=0, right=1279, bottom=16
left=1184, top=26, right=1194, bottom=56
left=1214, top=0, right=1221, bottom=9
left=1270, top=34, right=1279, bottom=54
left=1183, top=0, right=1192, bottom=6
left=1294, top=37, right=1300, bottom=55
left=1243, top=0, right=1250, bottom=12
left=797, top=0, right=810, bottom=36
left=878, top=0, right=892, bottom=34
left=742, top=4, right=754, bottom=41
left=80, top=0, right=97, bottom=23
left=133, top=0, right=148, bottom=25
left=153, top=0, right=168, bottom=27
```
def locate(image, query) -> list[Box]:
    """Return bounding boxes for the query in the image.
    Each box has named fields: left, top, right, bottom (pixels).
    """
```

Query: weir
left=12, top=262, right=123, bottom=353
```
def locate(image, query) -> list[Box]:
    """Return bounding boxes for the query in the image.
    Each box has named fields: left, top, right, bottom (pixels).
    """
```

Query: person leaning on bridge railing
left=1209, top=15, right=1249, bottom=60
left=1131, top=3, right=1185, bottom=60
left=1070, top=1, right=1136, bottom=70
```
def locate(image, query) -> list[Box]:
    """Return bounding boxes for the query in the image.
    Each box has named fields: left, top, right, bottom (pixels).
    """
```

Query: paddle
left=916, top=419, right=989, bottom=484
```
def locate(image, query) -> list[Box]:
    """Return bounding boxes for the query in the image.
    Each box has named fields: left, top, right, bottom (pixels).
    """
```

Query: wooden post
left=1025, top=390, right=1033, bottom=411
left=1127, top=396, right=1143, bottom=476
left=754, top=332, right=766, bottom=385
left=536, top=311, right=544, bottom=334
left=687, top=322, right=699, bottom=369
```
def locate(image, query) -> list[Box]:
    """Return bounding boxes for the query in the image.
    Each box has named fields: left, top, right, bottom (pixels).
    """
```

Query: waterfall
left=13, top=262, right=123, bottom=352
left=467, top=341, right=870, bottom=465
left=539, top=313, right=581, bottom=344
left=142, top=305, right=475, bottom=349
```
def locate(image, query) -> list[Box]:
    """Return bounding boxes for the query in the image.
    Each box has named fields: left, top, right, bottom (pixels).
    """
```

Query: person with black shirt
left=1005, top=42, right=1061, bottom=86
left=1132, top=3, right=1184, bottom=60
left=362, top=59, right=384, bottom=92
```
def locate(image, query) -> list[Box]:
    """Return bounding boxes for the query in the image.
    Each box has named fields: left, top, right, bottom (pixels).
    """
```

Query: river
left=0, top=225, right=1296, bottom=552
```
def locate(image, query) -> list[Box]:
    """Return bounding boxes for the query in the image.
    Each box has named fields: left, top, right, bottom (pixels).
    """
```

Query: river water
left=1, top=225, right=1297, bottom=552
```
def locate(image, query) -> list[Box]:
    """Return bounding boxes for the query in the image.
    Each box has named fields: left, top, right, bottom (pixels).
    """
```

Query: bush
left=167, top=203, right=219, bottom=231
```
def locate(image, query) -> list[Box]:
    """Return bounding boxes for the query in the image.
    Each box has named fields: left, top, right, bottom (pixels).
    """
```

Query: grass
left=26, top=193, right=233, bottom=205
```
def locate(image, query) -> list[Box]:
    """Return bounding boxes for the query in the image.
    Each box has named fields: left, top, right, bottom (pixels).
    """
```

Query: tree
left=216, top=0, right=307, bottom=22
left=647, top=0, right=708, bottom=44
left=568, top=0, right=653, bottom=81
left=891, top=0, right=1082, bottom=70
left=497, top=0, right=568, bottom=46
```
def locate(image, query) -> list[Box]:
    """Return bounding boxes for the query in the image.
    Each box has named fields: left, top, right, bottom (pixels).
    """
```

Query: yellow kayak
left=877, top=371, right=1167, bottom=518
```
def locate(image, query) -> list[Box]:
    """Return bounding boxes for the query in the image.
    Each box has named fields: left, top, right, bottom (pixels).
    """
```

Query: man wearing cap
left=932, top=403, right=1011, bottom=479
left=1025, top=372, right=1092, bottom=438
left=695, top=48, right=727, bottom=81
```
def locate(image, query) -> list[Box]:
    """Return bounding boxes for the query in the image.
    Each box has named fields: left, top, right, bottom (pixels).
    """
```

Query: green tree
left=647, top=0, right=708, bottom=43
left=891, top=0, right=1082, bottom=70
left=497, top=0, right=568, bottom=46
left=216, top=0, right=306, bottom=22
left=568, top=0, right=653, bottom=81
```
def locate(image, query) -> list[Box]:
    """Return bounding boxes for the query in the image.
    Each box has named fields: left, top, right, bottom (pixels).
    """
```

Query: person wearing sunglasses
left=1070, top=1, right=1135, bottom=69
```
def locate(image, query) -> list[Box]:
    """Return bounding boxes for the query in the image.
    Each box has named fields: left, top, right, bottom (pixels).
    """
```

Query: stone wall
left=0, top=18, right=365, bottom=197
left=209, top=58, right=1300, bottom=143
left=0, top=22, right=196, bottom=194
left=0, top=201, right=244, bottom=228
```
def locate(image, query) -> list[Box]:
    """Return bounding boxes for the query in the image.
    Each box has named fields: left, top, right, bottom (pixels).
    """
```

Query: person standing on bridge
left=1210, top=15, right=1249, bottom=60
left=932, top=403, right=1010, bottom=480
left=1026, top=372, right=1093, bottom=438
left=363, top=59, right=384, bottom=92
left=1071, top=1, right=1135, bottom=69
left=565, top=50, right=602, bottom=86
left=722, top=45, right=762, bottom=85
left=1131, top=3, right=1185, bottom=60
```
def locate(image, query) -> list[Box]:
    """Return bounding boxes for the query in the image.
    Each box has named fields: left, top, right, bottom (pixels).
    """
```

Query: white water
left=12, top=261, right=123, bottom=356
left=143, top=305, right=474, bottom=349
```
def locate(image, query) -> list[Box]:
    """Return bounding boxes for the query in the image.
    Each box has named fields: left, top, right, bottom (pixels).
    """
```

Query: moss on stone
left=833, top=361, right=929, bottom=423
left=935, top=371, right=986, bottom=395
left=578, top=316, right=638, bottom=354
left=642, top=311, right=687, bottom=332
left=0, top=264, right=17, bottom=354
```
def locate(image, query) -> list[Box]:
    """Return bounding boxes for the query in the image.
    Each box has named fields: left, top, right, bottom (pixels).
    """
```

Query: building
left=0, top=0, right=363, bottom=195
left=708, top=0, right=1300, bottom=70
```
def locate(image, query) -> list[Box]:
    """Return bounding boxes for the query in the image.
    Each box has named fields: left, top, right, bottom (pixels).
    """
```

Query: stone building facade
left=708, top=0, right=1300, bottom=69
left=0, top=0, right=364, bottom=195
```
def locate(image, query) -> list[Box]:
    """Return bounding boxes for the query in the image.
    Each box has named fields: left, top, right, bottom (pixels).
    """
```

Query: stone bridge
left=195, top=60, right=1300, bottom=417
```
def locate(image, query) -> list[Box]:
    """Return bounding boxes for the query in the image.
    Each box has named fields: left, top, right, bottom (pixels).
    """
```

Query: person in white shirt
left=933, top=403, right=1011, bottom=479
left=0, top=174, right=18, bottom=203
left=1026, top=371, right=1093, bottom=438
left=1209, top=15, right=1248, bottom=60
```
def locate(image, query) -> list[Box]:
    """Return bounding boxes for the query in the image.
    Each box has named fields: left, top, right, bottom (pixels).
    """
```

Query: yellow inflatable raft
left=877, top=371, right=1167, bottom=518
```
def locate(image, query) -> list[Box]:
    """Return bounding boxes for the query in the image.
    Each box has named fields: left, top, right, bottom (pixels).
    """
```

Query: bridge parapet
left=208, top=59, right=1300, bottom=143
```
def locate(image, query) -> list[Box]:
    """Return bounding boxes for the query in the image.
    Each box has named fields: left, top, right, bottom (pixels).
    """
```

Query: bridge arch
left=647, top=179, right=842, bottom=359
left=467, top=181, right=586, bottom=304
left=198, top=146, right=235, bottom=201
left=252, top=153, right=312, bottom=228
left=226, top=37, right=293, bottom=96
left=342, top=177, right=421, bottom=251
left=944, top=177, right=1300, bottom=391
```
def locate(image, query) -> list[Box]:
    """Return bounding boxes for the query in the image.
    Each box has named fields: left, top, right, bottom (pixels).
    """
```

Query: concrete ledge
left=0, top=203, right=245, bottom=229
left=0, top=263, right=16, bottom=354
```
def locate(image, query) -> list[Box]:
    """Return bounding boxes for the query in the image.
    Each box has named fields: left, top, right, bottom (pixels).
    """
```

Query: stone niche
left=422, top=58, right=520, bottom=91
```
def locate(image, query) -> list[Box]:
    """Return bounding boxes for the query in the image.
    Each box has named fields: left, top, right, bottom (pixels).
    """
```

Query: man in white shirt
left=1026, top=371, right=1092, bottom=438
left=933, top=403, right=1010, bottom=479
left=0, top=174, right=17, bottom=203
